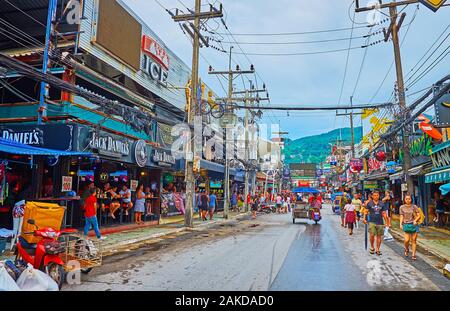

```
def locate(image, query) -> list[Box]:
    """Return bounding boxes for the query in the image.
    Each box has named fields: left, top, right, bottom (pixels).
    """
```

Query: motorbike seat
left=19, top=236, right=37, bottom=250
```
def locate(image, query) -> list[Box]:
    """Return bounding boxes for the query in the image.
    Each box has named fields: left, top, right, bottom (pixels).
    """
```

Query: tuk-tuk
left=331, top=192, right=350, bottom=215
left=291, top=188, right=322, bottom=224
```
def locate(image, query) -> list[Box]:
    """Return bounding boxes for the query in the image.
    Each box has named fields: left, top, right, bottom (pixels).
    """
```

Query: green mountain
left=283, top=127, right=363, bottom=164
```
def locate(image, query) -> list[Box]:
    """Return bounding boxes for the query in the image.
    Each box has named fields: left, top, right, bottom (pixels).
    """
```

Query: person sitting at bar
left=119, top=184, right=133, bottom=216
left=101, top=183, right=111, bottom=212
left=104, top=184, right=121, bottom=219
left=145, top=186, right=154, bottom=216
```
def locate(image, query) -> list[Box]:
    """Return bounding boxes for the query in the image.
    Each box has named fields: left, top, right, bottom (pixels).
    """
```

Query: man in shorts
left=363, top=190, right=388, bottom=256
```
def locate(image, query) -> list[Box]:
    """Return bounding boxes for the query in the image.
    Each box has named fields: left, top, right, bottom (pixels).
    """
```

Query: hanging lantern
left=375, top=151, right=386, bottom=162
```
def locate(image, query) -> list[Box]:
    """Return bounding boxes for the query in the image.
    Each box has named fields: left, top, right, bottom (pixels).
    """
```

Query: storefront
left=425, top=140, right=450, bottom=224
left=0, top=135, right=91, bottom=229
left=152, top=149, right=186, bottom=219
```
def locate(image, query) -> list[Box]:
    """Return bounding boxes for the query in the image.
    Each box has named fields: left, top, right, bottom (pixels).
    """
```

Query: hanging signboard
left=0, top=124, right=76, bottom=151
left=419, top=0, right=447, bottom=12
left=434, top=94, right=450, bottom=127
left=62, top=176, right=73, bottom=192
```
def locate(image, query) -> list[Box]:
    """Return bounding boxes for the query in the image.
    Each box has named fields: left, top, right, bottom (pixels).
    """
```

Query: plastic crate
left=0, top=237, right=6, bottom=254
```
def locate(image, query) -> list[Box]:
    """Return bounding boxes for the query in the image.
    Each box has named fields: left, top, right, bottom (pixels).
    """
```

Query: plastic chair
left=10, top=216, right=23, bottom=251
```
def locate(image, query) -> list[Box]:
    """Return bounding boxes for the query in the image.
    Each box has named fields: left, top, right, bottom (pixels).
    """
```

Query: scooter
left=259, top=203, right=276, bottom=214
left=310, top=207, right=322, bottom=225
left=15, top=219, right=69, bottom=289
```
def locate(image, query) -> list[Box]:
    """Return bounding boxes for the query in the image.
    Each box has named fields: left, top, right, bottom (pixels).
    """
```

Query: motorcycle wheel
left=46, top=263, right=66, bottom=289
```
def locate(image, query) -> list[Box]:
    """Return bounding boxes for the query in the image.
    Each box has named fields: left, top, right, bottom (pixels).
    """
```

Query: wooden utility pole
left=172, top=1, right=223, bottom=227
left=208, top=50, right=257, bottom=219
left=355, top=0, right=415, bottom=194
left=38, top=0, right=58, bottom=124
left=241, top=82, right=268, bottom=211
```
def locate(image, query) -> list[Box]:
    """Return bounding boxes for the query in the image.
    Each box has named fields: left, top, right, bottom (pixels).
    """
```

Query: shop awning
left=408, top=163, right=432, bottom=176
left=389, top=170, right=403, bottom=181
left=425, top=167, right=450, bottom=183
left=364, top=171, right=389, bottom=181
left=0, top=138, right=91, bottom=157
left=200, top=159, right=224, bottom=173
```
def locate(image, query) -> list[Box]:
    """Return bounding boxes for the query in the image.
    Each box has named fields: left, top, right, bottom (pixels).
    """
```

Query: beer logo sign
left=134, top=140, right=148, bottom=168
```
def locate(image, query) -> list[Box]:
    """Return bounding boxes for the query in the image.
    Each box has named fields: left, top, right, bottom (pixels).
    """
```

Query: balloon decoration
left=375, top=151, right=386, bottom=162
left=350, top=158, right=363, bottom=173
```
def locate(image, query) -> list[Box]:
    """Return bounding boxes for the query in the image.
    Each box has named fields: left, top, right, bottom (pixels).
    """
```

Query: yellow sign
left=419, top=0, right=447, bottom=12
left=361, top=108, right=378, bottom=120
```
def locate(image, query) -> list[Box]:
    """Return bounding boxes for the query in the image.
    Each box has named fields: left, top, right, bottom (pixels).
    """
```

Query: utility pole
left=38, top=0, right=58, bottom=124
left=172, top=1, right=223, bottom=227
left=241, top=81, right=267, bottom=211
left=244, top=90, right=250, bottom=212
left=208, top=51, right=259, bottom=219
left=355, top=0, right=415, bottom=194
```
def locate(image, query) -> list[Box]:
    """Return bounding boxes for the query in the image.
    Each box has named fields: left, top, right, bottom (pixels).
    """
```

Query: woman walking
left=399, top=194, right=422, bottom=260
left=200, top=190, right=210, bottom=221
left=344, top=200, right=356, bottom=235
left=251, top=195, right=259, bottom=219
left=134, top=184, right=146, bottom=224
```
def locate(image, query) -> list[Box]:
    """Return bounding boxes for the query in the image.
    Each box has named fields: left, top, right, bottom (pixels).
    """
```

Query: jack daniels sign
left=0, top=124, right=75, bottom=151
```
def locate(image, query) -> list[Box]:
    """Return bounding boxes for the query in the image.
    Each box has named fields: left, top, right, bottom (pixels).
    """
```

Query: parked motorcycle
left=259, top=203, right=276, bottom=214
left=15, top=219, right=70, bottom=289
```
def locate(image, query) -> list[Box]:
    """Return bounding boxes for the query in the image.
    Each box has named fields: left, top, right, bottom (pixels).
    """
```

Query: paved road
left=64, top=205, right=449, bottom=291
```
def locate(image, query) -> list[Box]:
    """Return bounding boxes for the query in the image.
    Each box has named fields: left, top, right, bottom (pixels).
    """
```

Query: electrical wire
left=209, top=25, right=371, bottom=37
left=337, top=10, right=357, bottom=108
left=403, top=24, right=450, bottom=81
left=406, top=46, right=450, bottom=89
left=231, top=46, right=366, bottom=57
left=211, top=34, right=379, bottom=45
left=403, top=32, right=450, bottom=86
left=351, top=27, right=374, bottom=99
left=367, top=4, right=418, bottom=104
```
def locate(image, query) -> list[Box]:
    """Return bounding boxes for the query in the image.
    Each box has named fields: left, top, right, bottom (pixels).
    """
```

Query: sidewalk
left=0, top=211, right=250, bottom=261
left=389, top=215, right=450, bottom=265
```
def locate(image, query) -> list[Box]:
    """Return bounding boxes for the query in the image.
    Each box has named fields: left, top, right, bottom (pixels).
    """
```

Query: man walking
left=209, top=191, right=218, bottom=220
left=352, top=193, right=363, bottom=229
left=339, top=193, right=348, bottom=228
left=83, top=188, right=106, bottom=240
left=363, top=190, right=388, bottom=256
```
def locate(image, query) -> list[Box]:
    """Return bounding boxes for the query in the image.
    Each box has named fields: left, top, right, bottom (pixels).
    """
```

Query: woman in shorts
left=399, top=194, right=421, bottom=260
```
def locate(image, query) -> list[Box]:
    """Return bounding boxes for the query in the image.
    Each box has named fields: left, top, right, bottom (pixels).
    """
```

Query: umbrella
left=292, top=187, right=320, bottom=194
left=439, top=183, right=450, bottom=196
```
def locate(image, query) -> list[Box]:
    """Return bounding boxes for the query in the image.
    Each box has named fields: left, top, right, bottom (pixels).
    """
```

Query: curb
left=389, top=228, right=449, bottom=264
left=102, top=212, right=251, bottom=257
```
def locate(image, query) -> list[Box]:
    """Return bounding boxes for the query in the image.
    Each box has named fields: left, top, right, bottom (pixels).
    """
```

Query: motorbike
left=259, top=203, right=276, bottom=214
left=15, top=219, right=71, bottom=289
left=310, top=207, right=322, bottom=224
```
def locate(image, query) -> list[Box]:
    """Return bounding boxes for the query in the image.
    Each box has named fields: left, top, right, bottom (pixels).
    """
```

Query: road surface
left=64, top=205, right=449, bottom=291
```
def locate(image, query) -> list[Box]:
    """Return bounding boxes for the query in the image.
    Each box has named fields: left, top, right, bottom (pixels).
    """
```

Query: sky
left=122, top=0, right=450, bottom=140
